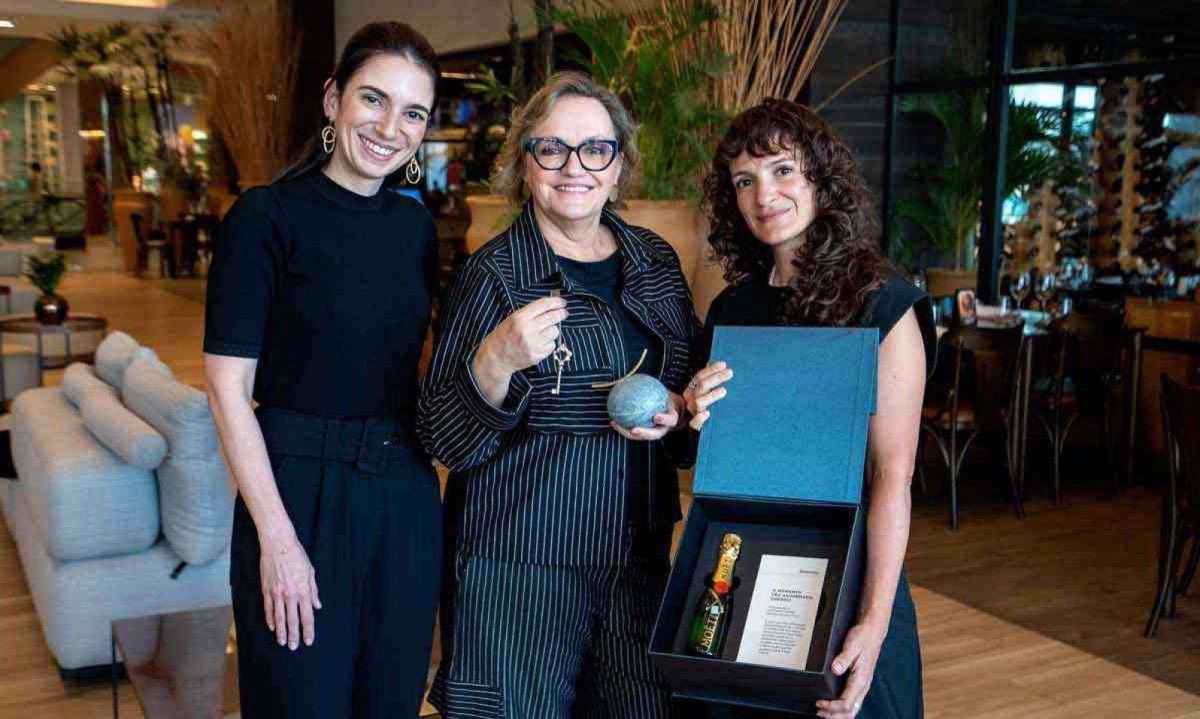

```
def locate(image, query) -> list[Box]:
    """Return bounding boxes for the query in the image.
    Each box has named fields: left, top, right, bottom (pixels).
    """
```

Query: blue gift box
left=650, top=326, right=879, bottom=714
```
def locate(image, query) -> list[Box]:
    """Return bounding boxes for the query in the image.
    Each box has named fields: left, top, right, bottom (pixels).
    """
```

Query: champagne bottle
left=688, top=533, right=742, bottom=658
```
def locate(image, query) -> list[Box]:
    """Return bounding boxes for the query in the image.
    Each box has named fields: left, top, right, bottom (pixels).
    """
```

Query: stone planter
left=464, top=195, right=516, bottom=254
left=620, top=200, right=725, bottom=319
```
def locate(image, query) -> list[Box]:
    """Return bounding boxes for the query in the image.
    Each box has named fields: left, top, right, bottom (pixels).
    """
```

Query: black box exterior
left=650, top=496, right=866, bottom=713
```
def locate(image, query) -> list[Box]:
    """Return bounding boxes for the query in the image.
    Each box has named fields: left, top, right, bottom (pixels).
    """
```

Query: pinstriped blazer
left=417, top=201, right=700, bottom=566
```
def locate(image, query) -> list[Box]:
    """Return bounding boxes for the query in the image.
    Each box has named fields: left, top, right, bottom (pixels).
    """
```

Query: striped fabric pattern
left=417, top=202, right=699, bottom=566
left=431, top=553, right=672, bottom=719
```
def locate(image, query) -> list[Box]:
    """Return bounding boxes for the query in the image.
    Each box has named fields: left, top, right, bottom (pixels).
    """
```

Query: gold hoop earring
left=406, top=156, right=422, bottom=184
left=321, top=121, right=335, bottom=154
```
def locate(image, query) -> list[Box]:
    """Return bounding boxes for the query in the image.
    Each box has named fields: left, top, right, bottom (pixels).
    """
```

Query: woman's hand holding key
left=471, top=296, right=569, bottom=408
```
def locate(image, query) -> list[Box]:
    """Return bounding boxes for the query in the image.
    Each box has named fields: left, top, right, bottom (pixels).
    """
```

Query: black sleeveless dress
left=696, top=274, right=936, bottom=719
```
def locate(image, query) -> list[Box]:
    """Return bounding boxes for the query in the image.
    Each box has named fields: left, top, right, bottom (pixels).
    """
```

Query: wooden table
left=0, top=314, right=107, bottom=386
left=1125, top=299, right=1200, bottom=455
left=111, top=605, right=239, bottom=719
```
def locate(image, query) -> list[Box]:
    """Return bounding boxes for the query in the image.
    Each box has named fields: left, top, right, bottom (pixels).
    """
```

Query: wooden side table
left=0, top=314, right=108, bottom=387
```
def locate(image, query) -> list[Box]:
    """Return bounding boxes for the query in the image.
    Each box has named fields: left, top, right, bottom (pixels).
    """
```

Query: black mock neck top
left=204, top=171, right=438, bottom=421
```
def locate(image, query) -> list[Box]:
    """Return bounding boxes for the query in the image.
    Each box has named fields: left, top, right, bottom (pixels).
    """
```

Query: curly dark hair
left=703, top=99, right=889, bottom=326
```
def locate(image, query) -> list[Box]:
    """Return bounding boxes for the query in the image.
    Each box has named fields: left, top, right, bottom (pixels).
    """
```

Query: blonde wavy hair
left=491, top=71, right=641, bottom=206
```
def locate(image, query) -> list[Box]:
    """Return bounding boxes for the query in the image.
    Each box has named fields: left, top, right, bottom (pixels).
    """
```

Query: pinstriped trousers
left=430, top=547, right=674, bottom=719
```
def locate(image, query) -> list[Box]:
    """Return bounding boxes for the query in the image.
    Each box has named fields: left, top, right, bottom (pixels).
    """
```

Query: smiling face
left=322, top=53, right=436, bottom=196
left=522, top=95, right=622, bottom=226
left=728, top=145, right=817, bottom=255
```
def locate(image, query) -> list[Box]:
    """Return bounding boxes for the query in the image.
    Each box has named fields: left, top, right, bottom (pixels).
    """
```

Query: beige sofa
left=2, top=331, right=233, bottom=672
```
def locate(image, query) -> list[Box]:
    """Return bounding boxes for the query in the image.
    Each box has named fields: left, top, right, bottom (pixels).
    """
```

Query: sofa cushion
left=61, top=362, right=117, bottom=407
left=80, top=391, right=168, bottom=470
left=122, top=356, right=233, bottom=566
left=93, top=331, right=159, bottom=389
left=10, top=388, right=159, bottom=561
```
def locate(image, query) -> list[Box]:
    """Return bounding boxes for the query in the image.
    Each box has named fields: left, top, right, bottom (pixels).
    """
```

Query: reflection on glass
left=1001, top=83, right=1093, bottom=280
left=890, top=91, right=989, bottom=270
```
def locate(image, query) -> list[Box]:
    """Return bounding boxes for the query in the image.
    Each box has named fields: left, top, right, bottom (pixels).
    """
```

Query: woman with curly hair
left=684, top=99, right=936, bottom=719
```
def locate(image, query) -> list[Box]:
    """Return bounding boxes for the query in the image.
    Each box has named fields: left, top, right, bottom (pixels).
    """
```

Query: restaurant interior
left=0, top=0, right=1197, bottom=717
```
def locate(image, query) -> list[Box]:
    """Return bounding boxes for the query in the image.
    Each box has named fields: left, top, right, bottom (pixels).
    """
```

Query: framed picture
left=955, top=288, right=977, bottom=326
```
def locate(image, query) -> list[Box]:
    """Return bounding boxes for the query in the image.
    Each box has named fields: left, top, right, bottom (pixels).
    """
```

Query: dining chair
left=131, top=212, right=171, bottom=278
left=1029, top=306, right=1140, bottom=501
left=1145, top=375, right=1200, bottom=637
left=920, top=323, right=1028, bottom=530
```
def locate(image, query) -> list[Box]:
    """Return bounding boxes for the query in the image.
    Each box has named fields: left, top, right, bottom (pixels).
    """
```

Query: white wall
left=334, top=0, right=539, bottom=56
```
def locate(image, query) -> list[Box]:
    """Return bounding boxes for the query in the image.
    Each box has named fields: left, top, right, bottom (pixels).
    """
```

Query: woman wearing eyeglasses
left=417, top=71, right=698, bottom=718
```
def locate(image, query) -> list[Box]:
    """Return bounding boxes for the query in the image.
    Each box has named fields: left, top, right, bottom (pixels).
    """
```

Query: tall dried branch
left=202, top=0, right=297, bottom=184
left=668, top=0, right=850, bottom=113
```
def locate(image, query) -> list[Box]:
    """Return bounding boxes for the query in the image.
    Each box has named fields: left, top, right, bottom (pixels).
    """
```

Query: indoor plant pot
left=34, top=293, right=70, bottom=325
left=25, top=251, right=69, bottom=324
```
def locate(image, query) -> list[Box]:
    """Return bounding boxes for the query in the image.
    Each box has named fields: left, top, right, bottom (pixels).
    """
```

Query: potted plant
left=463, top=0, right=851, bottom=316
left=555, top=0, right=851, bottom=315
left=895, top=91, right=1075, bottom=281
left=25, top=252, right=69, bottom=324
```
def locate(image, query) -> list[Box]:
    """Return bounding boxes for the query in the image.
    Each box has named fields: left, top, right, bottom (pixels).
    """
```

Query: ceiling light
left=0, top=21, right=15, bottom=29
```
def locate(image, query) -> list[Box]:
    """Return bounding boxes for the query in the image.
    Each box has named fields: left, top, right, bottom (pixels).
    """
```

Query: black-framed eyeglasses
left=524, top=137, right=620, bottom=171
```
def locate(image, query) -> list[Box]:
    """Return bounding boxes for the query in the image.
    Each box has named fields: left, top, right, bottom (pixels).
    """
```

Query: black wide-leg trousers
left=231, top=406, right=442, bottom=718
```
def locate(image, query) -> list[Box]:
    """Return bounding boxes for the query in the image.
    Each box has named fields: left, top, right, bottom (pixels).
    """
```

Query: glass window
left=1001, top=84, right=1090, bottom=272
left=889, top=90, right=988, bottom=269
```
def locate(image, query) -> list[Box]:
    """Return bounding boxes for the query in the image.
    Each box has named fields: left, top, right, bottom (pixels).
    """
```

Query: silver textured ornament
left=607, top=374, right=669, bottom=429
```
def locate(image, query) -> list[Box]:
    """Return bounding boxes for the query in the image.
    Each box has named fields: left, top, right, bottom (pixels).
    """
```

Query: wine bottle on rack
left=688, top=533, right=743, bottom=658
left=1140, top=157, right=1167, bottom=173
left=1139, top=134, right=1168, bottom=151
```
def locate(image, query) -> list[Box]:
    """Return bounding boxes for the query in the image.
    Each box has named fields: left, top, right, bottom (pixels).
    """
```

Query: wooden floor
left=1, top=242, right=1198, bottom=718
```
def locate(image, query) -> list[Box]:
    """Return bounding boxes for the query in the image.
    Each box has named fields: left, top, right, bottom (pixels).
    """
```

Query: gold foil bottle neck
left=712, top=533, right=742, bottom=594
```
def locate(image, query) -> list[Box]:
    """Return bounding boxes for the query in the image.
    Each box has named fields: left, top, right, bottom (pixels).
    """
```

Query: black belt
left=255, top=405, right=427, bottom=476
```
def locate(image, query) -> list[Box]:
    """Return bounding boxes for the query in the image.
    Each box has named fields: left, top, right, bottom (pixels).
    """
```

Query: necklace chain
left=768, top=264, right=785, bottom=287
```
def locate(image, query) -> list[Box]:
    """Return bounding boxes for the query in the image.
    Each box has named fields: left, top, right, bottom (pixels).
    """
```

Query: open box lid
left=695, top=326, right=879, bottom=506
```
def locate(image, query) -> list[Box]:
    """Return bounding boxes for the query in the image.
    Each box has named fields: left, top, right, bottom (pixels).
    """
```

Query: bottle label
left=712, top=553, right=736, bottom=594
left=690, top=589, right=724, bottom=654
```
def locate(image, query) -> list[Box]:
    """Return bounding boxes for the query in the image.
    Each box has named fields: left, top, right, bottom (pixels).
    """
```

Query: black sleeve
left=203, top=187, right=283, bottom=359
left=863, top=275, right=938, bottom=378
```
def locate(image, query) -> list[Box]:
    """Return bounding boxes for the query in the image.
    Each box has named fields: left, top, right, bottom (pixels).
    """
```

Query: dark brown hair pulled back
left=276, top=21, right=440, bottom=187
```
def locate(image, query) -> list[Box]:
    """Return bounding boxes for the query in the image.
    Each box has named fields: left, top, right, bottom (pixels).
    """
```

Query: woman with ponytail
left=203, top=22, right=443, bottom=718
